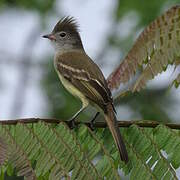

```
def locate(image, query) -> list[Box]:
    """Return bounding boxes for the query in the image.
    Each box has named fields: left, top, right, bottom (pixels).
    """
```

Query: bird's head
left=43, top=17, right=83, bottom=52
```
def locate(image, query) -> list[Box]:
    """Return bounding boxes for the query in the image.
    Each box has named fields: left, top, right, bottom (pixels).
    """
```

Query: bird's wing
left=107, top=5, right=180, bottom=91
left=56, top=52, right=112, bottom=111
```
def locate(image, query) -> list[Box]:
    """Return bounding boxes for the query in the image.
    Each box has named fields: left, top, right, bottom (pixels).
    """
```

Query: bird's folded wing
left=56, top=61, right=110, bottom=110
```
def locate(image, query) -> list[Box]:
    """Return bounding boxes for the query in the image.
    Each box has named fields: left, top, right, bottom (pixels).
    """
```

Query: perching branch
left=1, top=118, right=180, bottom=129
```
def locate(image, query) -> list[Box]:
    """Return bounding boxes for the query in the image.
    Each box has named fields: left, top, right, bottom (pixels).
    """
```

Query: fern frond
left=0, top=125, right=36, bottom=180
left=0, top=137, right=8, bottom=166
left=141, top=128, right=177, bottom=179
left=52, top=123, right=100, bottom=180
left=76, top=125, right=120, bottom=179
left=87, top=127, right=120, bottom=179
left=154, top=125, right=180, bottom=169
left=123, top=125, right=178, bottom=179
left=0, top=122, right=103, bottom=180
left=25, top=122, right=70, bottom=179
left=107, top=5, right=180, bottom=92
left=1, top=120, right=180, bottom=179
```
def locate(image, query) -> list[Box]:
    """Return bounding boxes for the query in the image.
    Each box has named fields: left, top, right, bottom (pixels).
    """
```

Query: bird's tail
left=104, top=103, right=128, bottom=163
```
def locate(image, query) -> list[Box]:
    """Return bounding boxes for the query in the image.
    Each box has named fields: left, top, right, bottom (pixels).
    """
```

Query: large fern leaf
left=0, top=125, right=36, bottom=180
left=0, top=122, right=100, bottom=180
left=0, top=120, right=180, bottom=179
left=107, top=5, right=180, bottom=92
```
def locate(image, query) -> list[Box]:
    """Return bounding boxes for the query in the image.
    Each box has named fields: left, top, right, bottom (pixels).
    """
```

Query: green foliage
left=0, top=122, right=180, bottom=179
left=0, top=122, right=99, bottom=179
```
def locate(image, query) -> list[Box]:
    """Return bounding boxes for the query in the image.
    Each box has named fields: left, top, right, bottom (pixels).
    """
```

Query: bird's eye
left=59, top=32, right=66, bottom=37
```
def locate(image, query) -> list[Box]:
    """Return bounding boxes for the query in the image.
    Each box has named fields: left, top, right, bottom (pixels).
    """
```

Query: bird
left=43, top=16, right=128, bottom=163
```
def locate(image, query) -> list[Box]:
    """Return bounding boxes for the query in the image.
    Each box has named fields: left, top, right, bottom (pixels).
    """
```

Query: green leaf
left=0, top=121, right=180, bottom=179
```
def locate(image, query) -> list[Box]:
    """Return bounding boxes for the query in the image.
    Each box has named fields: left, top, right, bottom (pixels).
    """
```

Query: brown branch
left=0, top=118, right=180, bottom=129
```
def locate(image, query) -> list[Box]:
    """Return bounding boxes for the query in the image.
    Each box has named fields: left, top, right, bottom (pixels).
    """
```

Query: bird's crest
left=52, top=16, right=79, bottom=33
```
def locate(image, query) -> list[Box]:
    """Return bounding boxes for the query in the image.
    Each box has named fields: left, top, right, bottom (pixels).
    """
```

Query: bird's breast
left=56, top=71, right=89, bottom=105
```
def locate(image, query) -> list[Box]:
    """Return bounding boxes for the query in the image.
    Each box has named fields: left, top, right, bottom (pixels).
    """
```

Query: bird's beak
left=42, top=34, right=56, bottom=41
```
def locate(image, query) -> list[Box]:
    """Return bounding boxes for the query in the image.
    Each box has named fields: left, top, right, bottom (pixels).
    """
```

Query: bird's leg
left=89, top=112, right=100, bottom=131
left=68, top=107, right=86, bottom=129
left=68, top=100, right=89, bottom=129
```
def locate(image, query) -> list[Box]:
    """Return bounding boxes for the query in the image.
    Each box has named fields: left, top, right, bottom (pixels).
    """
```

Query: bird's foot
left=89, top=120, right=95, bottom=131
left=88, top=112, right=100, bottom=131
left=68, top=119, right=76, bottom=129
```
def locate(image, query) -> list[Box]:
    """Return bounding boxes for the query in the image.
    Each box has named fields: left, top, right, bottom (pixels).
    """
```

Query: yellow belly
left=57, top=72, right=89, bottom=108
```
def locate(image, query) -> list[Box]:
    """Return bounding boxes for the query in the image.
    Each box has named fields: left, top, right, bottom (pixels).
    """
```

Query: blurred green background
left=0, top=0, right=180, bottom=178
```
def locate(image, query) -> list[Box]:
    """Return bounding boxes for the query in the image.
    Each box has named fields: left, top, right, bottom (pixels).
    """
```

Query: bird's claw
left=89, top=120, right=95, bottom=131
left=68, top=119, right=76, bottom=129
